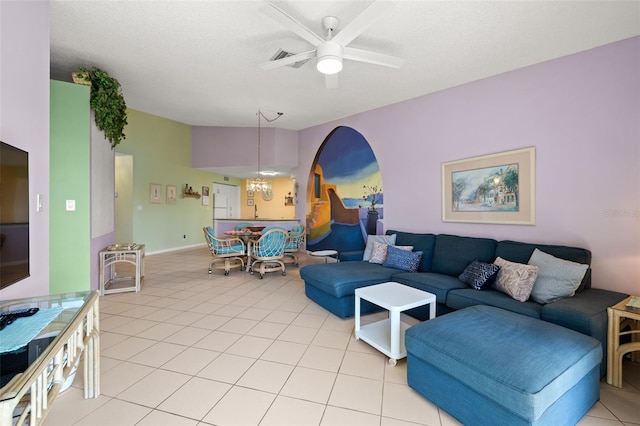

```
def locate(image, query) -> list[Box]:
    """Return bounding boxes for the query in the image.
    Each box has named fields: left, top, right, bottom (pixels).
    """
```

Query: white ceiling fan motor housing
left=316, top=41, right=344, bottom=74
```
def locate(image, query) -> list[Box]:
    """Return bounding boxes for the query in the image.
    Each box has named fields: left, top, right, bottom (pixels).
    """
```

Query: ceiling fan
left=259, top=1, right=404, bottom=88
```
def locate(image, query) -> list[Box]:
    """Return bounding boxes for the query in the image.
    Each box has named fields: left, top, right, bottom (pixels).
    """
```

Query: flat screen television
left=0, top=141, right=30, bottom=289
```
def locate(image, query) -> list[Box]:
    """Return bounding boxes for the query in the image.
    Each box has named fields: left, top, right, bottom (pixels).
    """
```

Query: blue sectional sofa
left=300, top=230, right=628, bottom=377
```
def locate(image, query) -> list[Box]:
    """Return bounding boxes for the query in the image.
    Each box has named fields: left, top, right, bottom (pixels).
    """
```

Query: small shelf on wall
left=183, top=184, right=200, bottom=199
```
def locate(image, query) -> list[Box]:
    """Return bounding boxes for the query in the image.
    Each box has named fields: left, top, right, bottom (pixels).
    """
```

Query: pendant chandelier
left=246, top=110, right=283, bottom=192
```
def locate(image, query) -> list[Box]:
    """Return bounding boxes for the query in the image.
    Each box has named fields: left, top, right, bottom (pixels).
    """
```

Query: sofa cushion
left=300, top=261, right=399, bottom=298
left=528, top=249, right=589, bottom=304
left=493, top=257, right=538, bottom=302
left=392, top=272, right=467, bottom=303
left=387, top=231, right=436, bottom=272
left=430, top=234, right=497, bottom=277
left=458, top=260, right=500, bottom=290
left=496, top=240, right=592, bottom=291
left=363, top=234, right=396, bottom=261
left=446, top=288, right=543, bottom=319
left=369, top=242, right=413, bottom=264
left=383, top=247, right=423, bottom=272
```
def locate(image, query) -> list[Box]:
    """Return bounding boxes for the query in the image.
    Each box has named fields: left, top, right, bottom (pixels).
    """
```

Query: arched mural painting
left=306, top=126, right=383, bottom=254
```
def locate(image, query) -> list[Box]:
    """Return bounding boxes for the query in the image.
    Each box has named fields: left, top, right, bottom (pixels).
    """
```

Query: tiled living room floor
left=44, top=247, right=639, bottom=426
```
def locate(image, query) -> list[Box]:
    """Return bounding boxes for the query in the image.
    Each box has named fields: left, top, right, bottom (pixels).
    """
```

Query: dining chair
left=284, top=224, right=305, bottom=265
left=203, top=226, right=245, bottom=275
left=247, top=227, right=288, bottom=279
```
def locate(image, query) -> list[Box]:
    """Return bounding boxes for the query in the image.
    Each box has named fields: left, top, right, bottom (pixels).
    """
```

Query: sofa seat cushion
left=406, top=305, right=601, bottom=425
left=392, top=272, right=466, bottom=303
left=446, top=288, right=543, bottom=319
left=300, top=262, right=399, bottom=298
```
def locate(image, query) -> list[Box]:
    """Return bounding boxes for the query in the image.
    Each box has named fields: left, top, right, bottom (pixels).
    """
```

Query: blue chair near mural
left=203, top=226, right=245, bottom=275
left=248, top=228, right=288, bottom=278
left=284, top=224, right=305, bottom=265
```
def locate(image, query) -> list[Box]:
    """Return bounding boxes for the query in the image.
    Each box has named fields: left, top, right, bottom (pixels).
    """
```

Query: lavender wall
left=297, top=37, right=640, bottom=295
left=0, top=1, right=50, bottom=299
left=192, top=126, right=298, bottom=171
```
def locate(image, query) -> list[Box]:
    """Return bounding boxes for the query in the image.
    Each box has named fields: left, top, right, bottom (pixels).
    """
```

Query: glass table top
left=0, top=291, right=93, bottom=394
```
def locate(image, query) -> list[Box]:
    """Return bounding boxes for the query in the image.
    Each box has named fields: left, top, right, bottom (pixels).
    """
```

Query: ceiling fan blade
left=259, top=50, right=316, bottom=70
left=331, top=1, right=394, bottom=46
left=344, top=47, right=404, bottom=68
left=261, top=3, right=324, bottom=47
left=325, top=73, right=339, bottom=89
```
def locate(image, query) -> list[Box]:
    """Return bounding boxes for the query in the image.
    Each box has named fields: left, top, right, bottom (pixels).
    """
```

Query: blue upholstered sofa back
left=386, top=230, right=592, bottom=291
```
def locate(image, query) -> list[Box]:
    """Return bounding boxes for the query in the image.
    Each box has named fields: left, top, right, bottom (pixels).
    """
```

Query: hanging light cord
left=256, top=110, right=284, bottom=176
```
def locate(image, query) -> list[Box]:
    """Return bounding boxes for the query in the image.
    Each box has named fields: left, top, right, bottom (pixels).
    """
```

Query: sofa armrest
left=541, top=288, right=628, bottom=377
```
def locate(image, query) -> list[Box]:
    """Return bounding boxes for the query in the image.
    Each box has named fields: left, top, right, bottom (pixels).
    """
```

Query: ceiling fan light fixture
left=316, top=41, right=343, bottom=75
left=317, top=56, right=342, bottom=74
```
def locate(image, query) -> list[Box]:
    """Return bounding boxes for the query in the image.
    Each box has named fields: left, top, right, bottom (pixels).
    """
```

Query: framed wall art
left=150, top=183, right=162, bottom=204
left=442, top=147, right=535, bottom=225
left=166, top=185, right=177, bottom=204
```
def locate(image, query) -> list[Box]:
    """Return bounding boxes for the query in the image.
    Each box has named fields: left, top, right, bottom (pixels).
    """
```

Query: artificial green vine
left=77, top=67, right=128, bottom=148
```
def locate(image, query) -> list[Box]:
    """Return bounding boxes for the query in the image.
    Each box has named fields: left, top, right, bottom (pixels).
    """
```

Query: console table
left=0, top=291, right=100, bottom=426
left=99, top=243, right=145, bottom=296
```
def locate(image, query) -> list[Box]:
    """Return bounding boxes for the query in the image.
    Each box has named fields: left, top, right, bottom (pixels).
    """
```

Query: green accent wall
left=116, top=109, right=240, bottom=252
left=49, top=80, right=91, bottom=293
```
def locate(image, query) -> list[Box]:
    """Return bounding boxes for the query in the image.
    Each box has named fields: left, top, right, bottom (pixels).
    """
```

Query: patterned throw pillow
left=493, top=257, right=539, bottom=302
left=369, top=242, right=413, bottom=264
left=383, top=246, right=423, bottom=272
left=458, top=260, right=501, bottom=290
left=528, top=249, right=589, bottom=304
left=363, top=234, right=397, bottom=261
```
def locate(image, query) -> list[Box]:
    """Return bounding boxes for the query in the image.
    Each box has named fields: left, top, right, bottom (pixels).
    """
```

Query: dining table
left=223, top=230, right=262, bottom=271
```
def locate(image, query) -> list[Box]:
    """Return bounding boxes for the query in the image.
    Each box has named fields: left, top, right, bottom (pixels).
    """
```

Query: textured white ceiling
left=50, top=0, right=640, bottom=132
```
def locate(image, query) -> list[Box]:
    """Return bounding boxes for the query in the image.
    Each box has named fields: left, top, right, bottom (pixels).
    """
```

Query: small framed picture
left=247, top=199, right=255, bottom=206
left=166, top=185, right=177, bottom=204
left=247, top=190, right=254, bottom=197
left=150, top=183, right=162, bottom=204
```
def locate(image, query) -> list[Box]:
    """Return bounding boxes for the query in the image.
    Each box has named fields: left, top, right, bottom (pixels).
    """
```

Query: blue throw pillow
left=459, top=260, right=501, bottom=290
left=383, top=246, right=423, bottom=272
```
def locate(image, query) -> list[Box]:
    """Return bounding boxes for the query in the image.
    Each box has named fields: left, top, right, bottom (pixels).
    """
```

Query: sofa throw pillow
left=369, top=242, right=413, bottom=264
left=383, top=246, right=423, bottom=272
left=459, top=260, right=501, bottom=290
left=493, top=257, right=538, bottom=302
left=527, top=248, right=589, bottom=304
left=363, top=234, right=396, bottom=261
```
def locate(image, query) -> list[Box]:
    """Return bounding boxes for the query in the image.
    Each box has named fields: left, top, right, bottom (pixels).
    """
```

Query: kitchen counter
left=213, top=218, right=300, bottom=236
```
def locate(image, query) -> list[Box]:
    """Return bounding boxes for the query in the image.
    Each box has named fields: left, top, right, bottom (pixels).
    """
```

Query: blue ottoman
left=405, top=305, right=601, bottom=426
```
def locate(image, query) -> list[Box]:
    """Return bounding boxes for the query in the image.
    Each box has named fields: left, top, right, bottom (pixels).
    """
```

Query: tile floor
left=44, top=247, right=640, bottom=425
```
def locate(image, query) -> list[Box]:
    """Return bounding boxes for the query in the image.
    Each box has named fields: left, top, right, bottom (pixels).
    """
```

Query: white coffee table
left=355, top=282, right=436, bottom=366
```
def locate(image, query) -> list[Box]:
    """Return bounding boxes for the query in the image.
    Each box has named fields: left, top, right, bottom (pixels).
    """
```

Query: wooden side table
left=607, top=296, right=640, bottom=387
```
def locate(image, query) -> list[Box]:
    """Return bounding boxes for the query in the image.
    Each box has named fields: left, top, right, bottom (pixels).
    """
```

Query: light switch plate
left=66, top=200, right=76, bottom=211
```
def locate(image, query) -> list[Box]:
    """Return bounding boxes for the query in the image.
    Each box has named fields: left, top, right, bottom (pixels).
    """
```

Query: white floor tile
left=157, top=377, right=231, bottom=420
left=201, top=386, right=275, bottom=426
